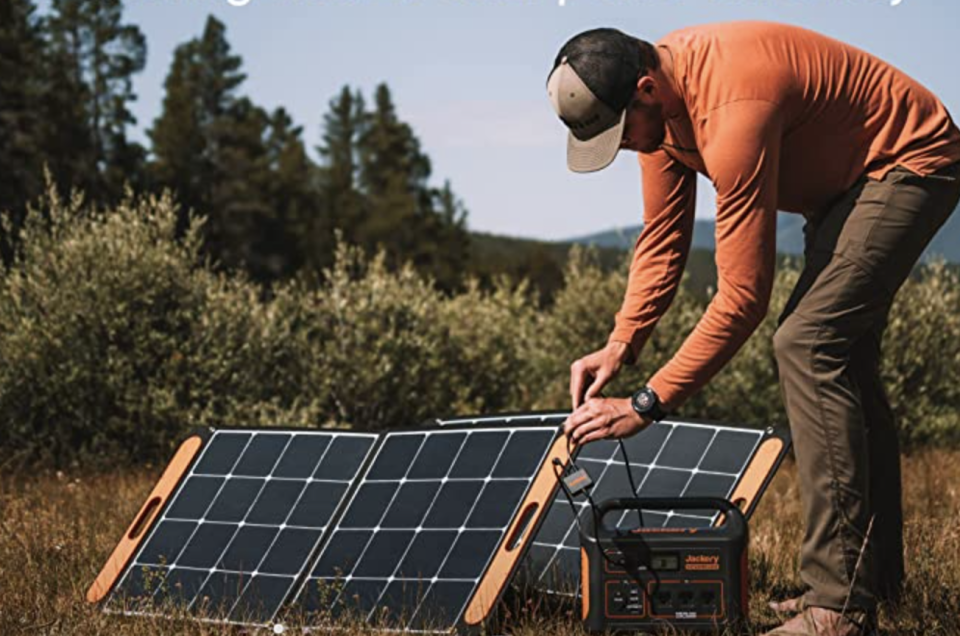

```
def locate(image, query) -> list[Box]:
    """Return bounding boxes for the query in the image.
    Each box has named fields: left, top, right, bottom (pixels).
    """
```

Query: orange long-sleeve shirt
left=610, top=21, right=960, bottom=409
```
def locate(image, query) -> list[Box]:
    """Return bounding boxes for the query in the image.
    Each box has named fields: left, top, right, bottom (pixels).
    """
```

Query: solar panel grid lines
left=495, top=418, right=771, bottom=594
left=289, top=424, right=561, bottom=633
left=93, top=415, right=787, bottom=632
left=105, top=429, right=379, bottom=627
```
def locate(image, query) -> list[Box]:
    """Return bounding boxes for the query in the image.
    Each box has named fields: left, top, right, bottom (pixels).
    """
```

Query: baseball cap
left=547, top=28, right=646, bottom=173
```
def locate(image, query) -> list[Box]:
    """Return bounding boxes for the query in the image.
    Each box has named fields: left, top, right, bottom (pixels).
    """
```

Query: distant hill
left=467, top=203, right=958, bottom=304
left=467, top=230, right=718, bottom=302
left=567, top=206, right=960, bottom=262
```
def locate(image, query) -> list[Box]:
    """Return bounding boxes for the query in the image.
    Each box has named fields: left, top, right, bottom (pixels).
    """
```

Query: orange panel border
left=463, top=434, right=570, bottom=626
left=718, top=436, right=785, bottom=526
left=86, top=435, right=204, bottom=603
left=581, top=548, right=590, bottom=621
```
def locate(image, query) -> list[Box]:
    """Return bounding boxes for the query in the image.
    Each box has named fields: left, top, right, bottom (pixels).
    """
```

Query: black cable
left=618, top=439, right=644, bottom=529
left=555, top=432, right=663, bottom=612
left=551, top=455, right=626, bottom=572
left=552, top=459, right=583, bottom=536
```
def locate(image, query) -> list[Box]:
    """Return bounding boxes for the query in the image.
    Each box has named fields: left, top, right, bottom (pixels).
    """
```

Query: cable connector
left=562, top=466, right=594, bottom=496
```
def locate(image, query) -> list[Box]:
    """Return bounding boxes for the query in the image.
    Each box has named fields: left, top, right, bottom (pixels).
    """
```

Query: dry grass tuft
left=1, top=451, right=958, bottom=635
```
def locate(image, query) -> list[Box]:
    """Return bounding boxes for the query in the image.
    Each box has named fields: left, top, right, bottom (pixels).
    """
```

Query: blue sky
left=70, top=0, right=960, bottom=239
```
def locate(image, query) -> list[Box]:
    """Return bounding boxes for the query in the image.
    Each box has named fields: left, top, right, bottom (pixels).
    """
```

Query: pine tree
left=45, top=0, right=146, bottom=203
left=150, top=38, right=210, bottom=229
left=315, top=86, right=366, bottom=267
left=0, top=0, right=46, bottom=240
left=149, top=15, right=248, bottom=241
left=265, top=107, right=319, bottom=279
left=354, top=83, right=469, bottom=290
left=429, top=180, right=470, bottom=288
left=206, top=97, right=272, bottom=273
left=151, top=16, right=286, bottom=278
left=356, top=84, right=431, bottom=261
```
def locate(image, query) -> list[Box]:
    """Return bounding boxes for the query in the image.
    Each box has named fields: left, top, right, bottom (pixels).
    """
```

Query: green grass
left=1, top=451, right=958, bottom=635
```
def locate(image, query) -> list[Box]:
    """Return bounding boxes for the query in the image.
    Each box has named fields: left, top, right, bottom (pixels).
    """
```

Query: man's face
left=619, top=79, right=667, bottom=154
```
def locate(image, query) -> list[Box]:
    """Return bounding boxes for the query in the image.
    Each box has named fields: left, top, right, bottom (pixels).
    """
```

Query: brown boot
left=769, top=595, right=806, bottom=616
left=761, top=606, right=876, bottom=636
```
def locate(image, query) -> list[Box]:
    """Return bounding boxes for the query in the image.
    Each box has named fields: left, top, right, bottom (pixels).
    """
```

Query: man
left=549, top=22, right=960, bottom=636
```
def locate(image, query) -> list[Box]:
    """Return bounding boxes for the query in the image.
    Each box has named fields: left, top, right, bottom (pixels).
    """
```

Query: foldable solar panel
left=286, top=424, right=566, bottom=632
left=89, top=422, right=571, bottom=633
left=436, top=414, right=790, bottom=595
left=87, top=429, right=379, bottom=625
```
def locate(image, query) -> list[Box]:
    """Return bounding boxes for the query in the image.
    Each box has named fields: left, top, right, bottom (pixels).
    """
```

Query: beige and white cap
left=547, top=57, right=627, bottom=173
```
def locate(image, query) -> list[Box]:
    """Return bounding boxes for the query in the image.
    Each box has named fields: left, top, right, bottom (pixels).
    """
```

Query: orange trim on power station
left=85, top=435, right=203, bottom=603
left=717, top=436, right=784, bottom=526
left=581, top=548, right=590, bottom=621
left=464, top=434, right=571, bottom=625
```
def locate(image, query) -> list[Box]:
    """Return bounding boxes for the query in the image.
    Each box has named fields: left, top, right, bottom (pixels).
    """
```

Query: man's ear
left=635, top=76, right=657, bottom=102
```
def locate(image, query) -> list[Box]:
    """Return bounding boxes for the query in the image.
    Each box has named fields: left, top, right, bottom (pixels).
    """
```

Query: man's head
left=546, top=28, right=666, bottom=172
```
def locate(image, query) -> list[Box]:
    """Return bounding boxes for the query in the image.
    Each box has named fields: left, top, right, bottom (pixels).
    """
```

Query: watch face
left=635, top=390, right=653, bottom=411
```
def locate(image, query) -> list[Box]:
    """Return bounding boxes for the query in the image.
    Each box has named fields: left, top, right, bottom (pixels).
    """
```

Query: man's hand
left=569, top=341, right=631, bottom=410
left=562, top=397, right=652, bottom=444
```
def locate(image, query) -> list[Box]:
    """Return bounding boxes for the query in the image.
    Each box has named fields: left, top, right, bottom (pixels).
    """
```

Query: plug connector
left=562, top=466, right=594, bottom=496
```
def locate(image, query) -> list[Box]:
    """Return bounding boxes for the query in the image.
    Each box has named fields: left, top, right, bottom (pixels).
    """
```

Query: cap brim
left=566, top=109, right=626, bottom=173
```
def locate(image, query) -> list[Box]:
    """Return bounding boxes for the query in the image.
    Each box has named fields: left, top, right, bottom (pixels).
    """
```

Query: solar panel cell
left=448, top=431, right=509, bottom=478
left=192, top=435, right=247, bottom=475
left=139, top=520, right=194, bottom=565
left=273, top=436, right=330, bottom=479
left=382, top=482, right=441, bottom=528
left=287, top=482, right=348, bottom=527
left=408, top=433, right=466, bottom=479
left=259, top=529, right=321, bottom=575
left=165, top=476, right=221, bottom=519
left=700, top=429, right=762, bottom=473
left=229, top=574, right=291, bottom=622
left=424, top=482, right=482, bottom=528
left=207, top=479, right=261, bottom=522
left=314, top=437, right=378, bottom=480
left=437, top=530, right=501, bottom=579
left=193, top=571, right=246, bottom=617
left=467, top=481, right=527, bottom=528
left=234, top=434, right=290, bottom=476
left=155, top=567, right=206, bottom=606
left=397, top=531, right=457, bottom=578
left=218, top=526, right=275, bottom=571
left=245, top=481, right=304, bottom=524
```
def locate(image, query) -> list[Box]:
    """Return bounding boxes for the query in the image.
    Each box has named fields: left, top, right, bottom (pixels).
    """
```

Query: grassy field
left=1, top=451, right=958, bottom=636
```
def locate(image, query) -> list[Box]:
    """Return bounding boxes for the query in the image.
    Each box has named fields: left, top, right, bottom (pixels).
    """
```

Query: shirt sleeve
left=608, top=147, right=697, bottom=362
left=648, top=99, right=781, bottom=410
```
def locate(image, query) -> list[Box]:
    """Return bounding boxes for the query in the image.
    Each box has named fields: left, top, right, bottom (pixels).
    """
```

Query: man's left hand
left=562, top=397, right=653, bottom=444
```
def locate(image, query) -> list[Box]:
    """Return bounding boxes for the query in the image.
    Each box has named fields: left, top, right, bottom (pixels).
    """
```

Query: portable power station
left=580, top=497, right=749, bottom=634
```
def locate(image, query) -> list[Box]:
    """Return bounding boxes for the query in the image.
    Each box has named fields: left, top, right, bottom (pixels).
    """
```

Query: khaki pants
left=773, top=161, right=960, bottom=612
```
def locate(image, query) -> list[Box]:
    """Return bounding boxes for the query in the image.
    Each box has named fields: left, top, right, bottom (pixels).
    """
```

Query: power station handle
left=596, top=497, right=745, bottom=533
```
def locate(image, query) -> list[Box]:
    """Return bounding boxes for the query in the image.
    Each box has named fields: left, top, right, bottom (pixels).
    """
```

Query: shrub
left=1, top=190, right=958, bottom=469
left=0, top=190, right=208, bottom=466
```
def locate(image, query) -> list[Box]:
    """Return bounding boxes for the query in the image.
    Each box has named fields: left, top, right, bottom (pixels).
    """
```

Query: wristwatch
left=631, top=385, right=666, bottom=422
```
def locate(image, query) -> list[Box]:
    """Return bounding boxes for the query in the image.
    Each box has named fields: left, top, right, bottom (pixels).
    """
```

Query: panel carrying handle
left=85, top=435, right=203, bottom=603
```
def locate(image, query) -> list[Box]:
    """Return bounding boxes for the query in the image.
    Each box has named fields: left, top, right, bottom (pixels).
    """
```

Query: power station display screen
left=649, top=554, right=679, bottom=571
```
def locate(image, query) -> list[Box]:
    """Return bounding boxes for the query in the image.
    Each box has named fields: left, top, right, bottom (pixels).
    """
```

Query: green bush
left=1, top=191, right=958, bottom=469
left=0, top=190, right=209, bottom=466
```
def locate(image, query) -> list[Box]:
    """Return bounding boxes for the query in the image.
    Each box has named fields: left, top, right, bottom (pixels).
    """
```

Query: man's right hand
left=569, top=341, right=631, bottom=410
